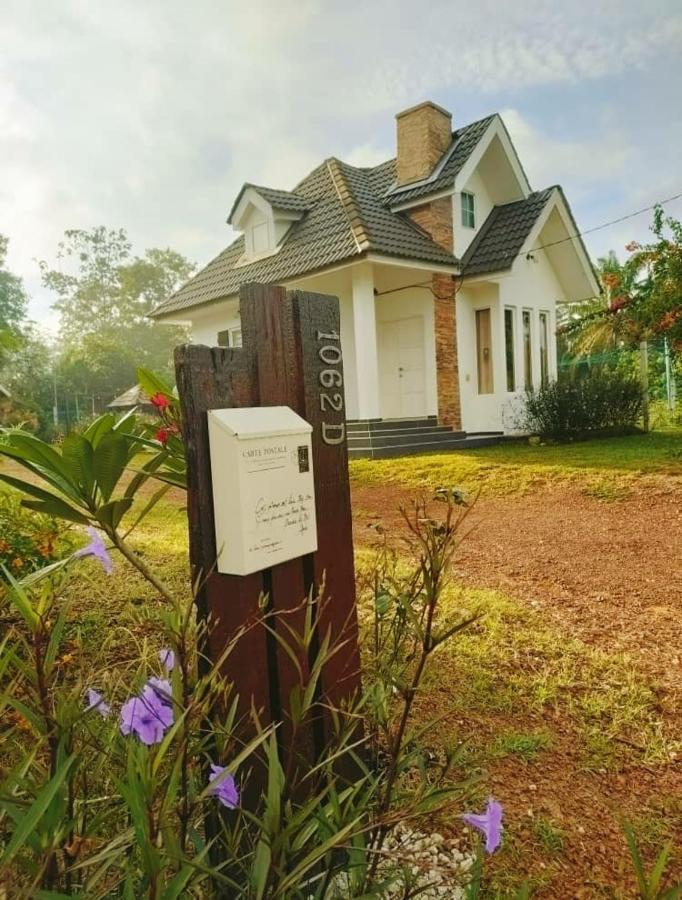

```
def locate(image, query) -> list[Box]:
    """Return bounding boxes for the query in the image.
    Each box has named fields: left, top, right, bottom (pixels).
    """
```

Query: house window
left=230, top=327, right=243, bottom=348
left=522, top=310, right=533, bottom=391
left=504, top=308, right=516, bottom=392
left=250, top=220, right=270, bottom=254
left=461, top=192, right=475, bottom=229
left=217, top=327, right=243, bottom=348
left=539, top=311, right=550, bottom=386
left=475, top=308, right=494, bottom=394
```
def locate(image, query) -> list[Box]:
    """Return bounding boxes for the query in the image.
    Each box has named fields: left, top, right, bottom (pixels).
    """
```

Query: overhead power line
left=531, top=190, right=682, bottom=254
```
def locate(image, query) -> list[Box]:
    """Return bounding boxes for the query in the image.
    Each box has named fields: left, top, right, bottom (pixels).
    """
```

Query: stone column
left=407, top=198, right=461, bottom=430
left=433, top=273, right=461, bottom=429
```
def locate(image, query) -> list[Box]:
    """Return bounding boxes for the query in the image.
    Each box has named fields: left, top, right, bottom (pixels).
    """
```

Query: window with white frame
left=217, top=327, right=243, bottom=348
left=522, top=309, right=533, bottom=391
left=461, top=191, right=475, bottom=229
left=230, top=327, right=243, bottom=348
left=504, top=307, right=516, bottom=392
left=249, top=220, right=270, bottom=255
left=539, top=311, right=550, bottom=386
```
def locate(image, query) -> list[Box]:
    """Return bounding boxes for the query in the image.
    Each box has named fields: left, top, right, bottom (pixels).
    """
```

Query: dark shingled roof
left=227, top=184, right=312, bottom=223
left=152, top=111, right=556, bottom=319
left=152, top=157, right=460, bottom=317
left=461, top=188, right=555, bottom=276
left=383, top=115, right=497, bottom=207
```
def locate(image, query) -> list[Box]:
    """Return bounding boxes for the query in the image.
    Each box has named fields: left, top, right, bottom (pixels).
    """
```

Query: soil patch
left=352, top=480, right=682, bottom=896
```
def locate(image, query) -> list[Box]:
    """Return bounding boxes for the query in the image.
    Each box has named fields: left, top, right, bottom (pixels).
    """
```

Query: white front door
left=378, top=316, right=426, bottom=418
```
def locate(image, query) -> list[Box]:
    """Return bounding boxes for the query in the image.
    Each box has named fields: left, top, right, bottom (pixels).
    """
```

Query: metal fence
left=558, top=335, right=679, bottom=413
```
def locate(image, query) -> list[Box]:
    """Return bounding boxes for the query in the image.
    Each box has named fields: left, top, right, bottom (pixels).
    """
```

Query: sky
left=2, top=0, right=682, bottom=334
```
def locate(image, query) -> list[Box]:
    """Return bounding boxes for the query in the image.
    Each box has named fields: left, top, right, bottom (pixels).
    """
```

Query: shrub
left=0, top=491, right=63, bottom=577
left=522, top=367, right=643, bottom=440
left=0, top=500, right=490, bottom=898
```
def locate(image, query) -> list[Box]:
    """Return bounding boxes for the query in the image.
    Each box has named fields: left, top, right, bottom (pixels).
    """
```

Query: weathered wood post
left=175, top=283, right=362, bottom=793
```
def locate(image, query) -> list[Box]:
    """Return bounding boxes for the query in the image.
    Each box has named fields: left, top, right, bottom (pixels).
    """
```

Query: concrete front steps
left=346, top=417, right=504, bottom=459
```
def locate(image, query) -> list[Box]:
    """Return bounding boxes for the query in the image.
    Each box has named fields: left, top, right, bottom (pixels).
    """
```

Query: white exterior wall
left=456, top=282, right=501, bottom=433
left=180, top=279, right=362, bottom=418
left=453, top=169, right=494, bottom=258
left=336, top=288, right=359, bottom=419
left=457, top=251, right=563, bottom=434
left=188, top=299, right=241, bottom=346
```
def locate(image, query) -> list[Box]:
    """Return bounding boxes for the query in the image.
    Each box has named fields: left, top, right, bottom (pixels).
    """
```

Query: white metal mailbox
left=207, top=406, right=317, bottom=576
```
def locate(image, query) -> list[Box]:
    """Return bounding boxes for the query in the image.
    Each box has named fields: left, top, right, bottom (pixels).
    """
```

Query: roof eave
left=149, top=247, right=459, bottom=320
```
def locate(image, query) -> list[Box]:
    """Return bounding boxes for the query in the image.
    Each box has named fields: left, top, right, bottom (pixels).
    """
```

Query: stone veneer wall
left=407, top=199, right=461, bottom=429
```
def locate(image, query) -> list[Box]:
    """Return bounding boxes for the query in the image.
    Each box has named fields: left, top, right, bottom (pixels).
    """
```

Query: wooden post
left=175, top=283, right=362, bottom=794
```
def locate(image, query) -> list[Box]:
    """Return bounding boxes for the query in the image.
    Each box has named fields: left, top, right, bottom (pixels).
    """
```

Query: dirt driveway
left=351, top=479, right=682, bottom=896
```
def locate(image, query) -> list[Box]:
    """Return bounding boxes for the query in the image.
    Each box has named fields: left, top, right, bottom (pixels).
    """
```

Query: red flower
left=625, top=241, right=640, bottom=253
left=602, top=273, right=620, bottom=290
left=150, top=392, right=170, bottom=410
left=608, top=296, right=628, bottom=313
left=155, top=424, right=179, bottom=446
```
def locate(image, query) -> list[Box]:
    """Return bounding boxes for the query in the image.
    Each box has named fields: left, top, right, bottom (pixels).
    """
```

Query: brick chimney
left=395, top=101, right=452, bottom=186
left=395, top=101, right=460, bottom=432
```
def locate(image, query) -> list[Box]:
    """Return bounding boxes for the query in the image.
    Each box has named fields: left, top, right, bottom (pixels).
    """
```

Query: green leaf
left=0, top=448, right=84, bottom=505
left=93, top=431, right=129, bottom=501
left=649, top=841, right=674, bottom=894
left=2, top=565, right=40, bottom=629
left=112, top=407, right=138, bottom=435
left=162, top=862, right=202, bottom=900
left=44, top=603, right=69, bottom=676
left=623, top=822, right=648, bottom=896
left=0, top=755, right=76, bottom=865
left=94, top=497, right=134, bottom=529
left=22, top=496, right=90, bottom=525
left=3, top=432, right=77, bottom=489
left=61, top=433, right=95, bottom=502
left=82, top=413, right=115, bottom=448
left=137, top=367, right=174, bottom=400
left=0, top=471, right=85, bottom=521
left=20, top=557, right=72, bottom=588
left=123, top=449, right=169, bottom=498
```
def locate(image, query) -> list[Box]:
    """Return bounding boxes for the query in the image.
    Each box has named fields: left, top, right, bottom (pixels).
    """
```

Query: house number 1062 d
left=316, top=329, right=345, bottom=445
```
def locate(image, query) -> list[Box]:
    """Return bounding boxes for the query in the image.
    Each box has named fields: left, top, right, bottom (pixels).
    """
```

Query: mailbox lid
left=208, top=406, right=313, bottom=439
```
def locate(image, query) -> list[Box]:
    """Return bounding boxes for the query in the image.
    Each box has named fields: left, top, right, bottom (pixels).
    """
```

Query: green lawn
left=349, top=428, right=682, bottom=497
left=1, top=429, right=681, bottom=895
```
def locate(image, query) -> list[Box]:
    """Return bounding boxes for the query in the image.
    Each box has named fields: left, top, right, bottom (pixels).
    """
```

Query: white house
left=151, top=101, right=599, bottom=457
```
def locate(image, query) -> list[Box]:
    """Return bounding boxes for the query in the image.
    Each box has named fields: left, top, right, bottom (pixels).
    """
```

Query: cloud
left=1, top=0, right=681, bottom=328
left=500, top=108, right=636, bottom=193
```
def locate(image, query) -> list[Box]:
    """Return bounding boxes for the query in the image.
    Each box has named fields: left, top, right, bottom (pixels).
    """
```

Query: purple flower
left=85, top=689, right=110, bottom=718
left=159, top=648, right=175, bottom=672
left=74, top=527, right=113, bottom=574
left=120, top=690, right=173, bottom=745
left=144, top=677, right=172, bottom=705
left=462, top=797, right=503, bottom=853
left=208, top=764, right=239, bottom=809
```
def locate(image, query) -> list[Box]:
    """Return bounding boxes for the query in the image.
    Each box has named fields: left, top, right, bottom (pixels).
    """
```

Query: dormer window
left=461, top=191, right=476, bottom=229
left=247, top=219, right=272, bottom=256
left=227, top=183, right=311, bottom=265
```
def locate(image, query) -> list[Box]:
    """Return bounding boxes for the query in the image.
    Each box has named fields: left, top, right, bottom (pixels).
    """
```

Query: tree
left=0, top=234, right=29, bottom=363
left=562, top=208, right=682, bottom=429
left=0, top=325, right=56, bottom=435
left=38, top=227, right=132, bottom=343
left=624, top=206, right=682, bottom=349
left=39, top=227, right=195, bottom=405
left=565, top=208, right=682, bottom=351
